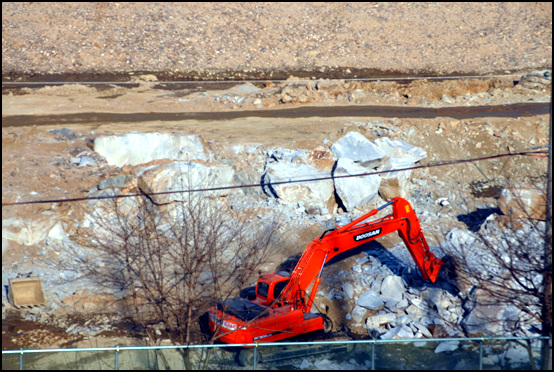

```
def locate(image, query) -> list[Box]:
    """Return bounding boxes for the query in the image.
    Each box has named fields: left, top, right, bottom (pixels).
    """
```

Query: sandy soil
left=2, top=3, right=552, bottom=77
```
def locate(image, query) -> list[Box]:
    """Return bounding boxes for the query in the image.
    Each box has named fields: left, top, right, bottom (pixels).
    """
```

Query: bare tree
left=66, top=168, right=278, bottom=368
left=443, top=183, right=551, bottom=369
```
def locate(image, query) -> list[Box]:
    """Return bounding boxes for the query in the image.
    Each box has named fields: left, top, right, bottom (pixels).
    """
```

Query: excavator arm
left=280, top=197, right=443, bottom=312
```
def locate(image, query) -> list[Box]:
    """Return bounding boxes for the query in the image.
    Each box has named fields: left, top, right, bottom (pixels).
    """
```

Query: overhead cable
left=1, top=149, right=548, bottom=207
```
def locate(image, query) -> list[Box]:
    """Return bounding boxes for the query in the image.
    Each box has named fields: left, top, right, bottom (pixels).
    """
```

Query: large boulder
left=333, top=157, right=381, bottom=211
left=330, top=132, right=426, bottom=202
left=498, top=185, right=547, bottom=220
left=378, top=171, right=412, bottom=200
left=357, top=289, right=385, bottom=311
left=94, top=132, right=210, bottom=167
left=372, top=137, right=427, bottom=169
left=380, top=275, right=405, bottom=303
left=461, top=287, right=523, bottom=336
left=373, top=137, right=426, bottom=200
left=330, top=131, right=385, bottom=168
left=262, top=162, right=335, bottom=215
left=137, top=161, right=236, bottom=204
left=2, top=214, right=59, bottom=246
left=306, top=145, right=336, bottom=172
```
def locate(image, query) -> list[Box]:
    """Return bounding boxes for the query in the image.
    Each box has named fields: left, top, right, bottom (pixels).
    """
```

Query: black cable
left=1, top=149, right=548, bottom=207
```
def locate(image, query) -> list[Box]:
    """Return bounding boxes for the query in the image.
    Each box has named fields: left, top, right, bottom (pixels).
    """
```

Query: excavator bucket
left=8, top=277, right=46, bottom=308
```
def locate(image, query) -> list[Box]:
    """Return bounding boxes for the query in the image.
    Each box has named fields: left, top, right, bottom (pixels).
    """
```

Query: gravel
left=2, top=3, right=552, bottom=78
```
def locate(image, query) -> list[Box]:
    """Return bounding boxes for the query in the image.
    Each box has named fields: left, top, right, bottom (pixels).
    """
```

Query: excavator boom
left=209, top=197, right=444, bottom=345
left=280, top=198, right=442, bottom=311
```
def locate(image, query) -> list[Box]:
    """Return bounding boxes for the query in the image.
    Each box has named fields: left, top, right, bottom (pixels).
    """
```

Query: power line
left=1, top=150, right=548, bottom=207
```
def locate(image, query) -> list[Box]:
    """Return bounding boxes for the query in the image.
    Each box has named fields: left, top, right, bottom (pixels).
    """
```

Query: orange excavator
left=208, top=197, right=444, bottom=345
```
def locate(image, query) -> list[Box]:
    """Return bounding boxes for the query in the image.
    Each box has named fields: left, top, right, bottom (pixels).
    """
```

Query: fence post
left=253, top=342, right=258, bottom=370
left=19, top=348, right=23, bottom=371
left=479, top=338, right=483, bottom=370
left=372, top=338, right=376, bottom=370
left=115, top=345, right=119, bottom=370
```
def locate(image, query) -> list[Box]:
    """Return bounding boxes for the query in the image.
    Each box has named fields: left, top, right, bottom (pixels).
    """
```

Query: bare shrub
left=66, top=169, right=278, bottom=354
left=441, top=182, right=551, bottom=369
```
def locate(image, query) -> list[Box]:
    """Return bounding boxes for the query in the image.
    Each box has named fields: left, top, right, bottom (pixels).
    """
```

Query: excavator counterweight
left=209, top=197, right=444, bottom=345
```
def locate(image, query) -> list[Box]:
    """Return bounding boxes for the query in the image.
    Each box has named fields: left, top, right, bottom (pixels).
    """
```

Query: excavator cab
left=255, top=272, right=290, bottom=305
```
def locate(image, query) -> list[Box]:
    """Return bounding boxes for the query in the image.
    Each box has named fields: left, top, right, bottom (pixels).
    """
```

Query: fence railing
left=2, top=335, right=551, bottom=370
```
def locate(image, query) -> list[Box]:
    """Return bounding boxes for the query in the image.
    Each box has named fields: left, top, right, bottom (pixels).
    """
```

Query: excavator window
left=256, top=282, right=269, bottom=298
left=273, top=279, right=290, bottom=300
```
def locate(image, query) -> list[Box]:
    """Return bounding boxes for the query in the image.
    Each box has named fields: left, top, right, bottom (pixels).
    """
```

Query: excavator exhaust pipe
left=8, top=277, right=47, bottom=308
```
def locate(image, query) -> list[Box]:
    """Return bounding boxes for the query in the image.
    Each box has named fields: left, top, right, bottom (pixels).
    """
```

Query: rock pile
left=318, top=243, right=462, bottom=340
left=262, top=131, right=427, bottom=214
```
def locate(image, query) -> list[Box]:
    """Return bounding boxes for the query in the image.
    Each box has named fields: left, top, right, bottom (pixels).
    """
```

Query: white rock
left=461, top=287, right=523, bottom=336
left=94, top=132, right=210, bottom=166
left=504, top=345, right=530, bottom=363
left=434, top=341, right=460, bottom=353
left=262, top=162, right=334, bottom=215
left=333, top=157, right=381, bottom=211
left=2, top=215, right=59, bottom=246
left=445, top=228, right=477, bottom=249
left=351, top=265, right=362, bottom=273
left=366, top=313, right=396, bottom=329
left=385, top=298, right=400, bottom=310
left=78, top=156, right=96, bottom=167
left=379, top=166, right=413, bottom=200
left=380, top=275, right=405, bottom=302
left=412, top=321, right=433, bottom=338
left=372, top=137, right=426, bottom=199
left=392, top=314, right=415, bottom=327
left=498, top=185, right=547, bottom=220
left=380, top=326, right=401, bottom=340
left=424, top=287, right=450, bottom=309
left=357, top=290, right=385, bottom=311
left=372, top=137, right=427, bottom=169
left=405, top=304, right=420, bottom=316
left=137, top=161, right=236, bottom=204
left=398, top=324, right=415, bottom=338
left=330, top=132, right=385, bottom=166
left=342, top=282, right=355, bottom=300
left=314, top=359, right=357, bottom=370
left=396, top=298, right=409, bottom=311
left=351, top=305, right=368, bottom=323
left=298, top=359, right=313, bottom=369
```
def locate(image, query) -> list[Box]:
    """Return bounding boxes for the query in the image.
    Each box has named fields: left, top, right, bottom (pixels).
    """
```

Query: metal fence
left=2, top=336, right=551, bottom=370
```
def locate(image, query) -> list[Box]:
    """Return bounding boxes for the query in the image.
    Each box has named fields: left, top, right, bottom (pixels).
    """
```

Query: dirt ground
left=2, top=74, right=551, bottom=351
left=1, top=2, right=552, bottom=354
